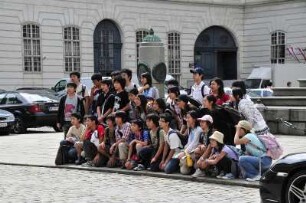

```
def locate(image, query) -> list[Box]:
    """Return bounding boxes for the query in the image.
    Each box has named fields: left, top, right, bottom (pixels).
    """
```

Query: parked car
left=260, top=152, right=306, bottom=203
left=16, top=87, right=58, bottom=100
left=52, top=77, right=111, bottom=98
left=247, top=88, right=273, bottom=97
left=0, top=91, right=59, bottom=133
left=0, top=109, right=15, bottom=135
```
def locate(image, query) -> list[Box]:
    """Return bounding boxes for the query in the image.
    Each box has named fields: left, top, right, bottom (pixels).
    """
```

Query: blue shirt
left=245, top=133, right=266, bottom=157
left=128, top=130, right=150, bottom=144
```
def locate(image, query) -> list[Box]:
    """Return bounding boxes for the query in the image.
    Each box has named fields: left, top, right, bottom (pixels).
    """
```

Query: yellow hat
left=209, top=131, right=224, bottom=144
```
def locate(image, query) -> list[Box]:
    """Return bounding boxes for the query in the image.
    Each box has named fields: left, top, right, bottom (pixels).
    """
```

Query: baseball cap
left=176, top=95, right=189, bottom=103
left=197, top=115, right=213, bottom=124
left=190, top=67, right=204, bottom=75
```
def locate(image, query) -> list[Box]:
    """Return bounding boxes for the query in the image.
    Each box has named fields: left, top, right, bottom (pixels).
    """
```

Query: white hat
left=236, top=120, right=252, bottom=131
left=197, top=115, right=213, bottom=124
left=209, top=131, right=224, bottom=144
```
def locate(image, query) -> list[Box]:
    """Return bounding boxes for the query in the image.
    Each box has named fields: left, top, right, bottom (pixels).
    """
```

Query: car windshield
left=245, top=79, right=261, bottom=89
left=20, top=93, right=58, bottom=103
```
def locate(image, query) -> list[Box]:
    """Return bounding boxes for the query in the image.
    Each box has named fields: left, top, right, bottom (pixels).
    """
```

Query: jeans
left=165, top=158, right=179, bottom=174
left=239, top=155, right=272, bottom=179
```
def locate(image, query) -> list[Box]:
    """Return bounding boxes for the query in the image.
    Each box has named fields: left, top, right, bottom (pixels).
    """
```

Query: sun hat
left=236, top=120, right=252, bottom=131
left=197, top=115, right=213, bottom=124
left=209, top=131, right=224, bottom=144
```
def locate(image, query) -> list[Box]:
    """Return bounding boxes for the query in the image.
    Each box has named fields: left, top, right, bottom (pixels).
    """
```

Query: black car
left=260, top=153, right=306, bottom=203
left=0, top=91, right=60, bottom=133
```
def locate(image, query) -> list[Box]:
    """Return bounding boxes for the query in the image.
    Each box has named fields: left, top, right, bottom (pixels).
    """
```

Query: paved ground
left=0, top=128, right=305, bottom=203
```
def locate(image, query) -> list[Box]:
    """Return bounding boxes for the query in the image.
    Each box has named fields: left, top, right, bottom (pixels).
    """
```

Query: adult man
left=57, top=82, right=85, bottom=137
left=121, top=68, right=139, bottom=92
left=70, top=72, right=90, bottom=114
left=189, top=67, right=210, bottom=104
left=159, top=113, right=182, bottom=174
left=89, top=73, right=103, bottom=116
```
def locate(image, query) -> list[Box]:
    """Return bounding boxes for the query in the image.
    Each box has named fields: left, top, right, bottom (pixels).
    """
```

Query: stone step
left=252, top=96, right=306, bottom=106
left=272, top=87, right=306, bottom=96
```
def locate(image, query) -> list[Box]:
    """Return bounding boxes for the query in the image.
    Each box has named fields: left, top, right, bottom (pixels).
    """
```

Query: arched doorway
left=94, top=20, right=122, bottom=76
left=194, top=26, right=237, bottom=80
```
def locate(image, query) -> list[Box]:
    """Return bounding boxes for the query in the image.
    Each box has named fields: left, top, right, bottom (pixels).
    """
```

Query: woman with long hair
left=210, top=77, right=230, bottom=106
left=138, top=72, right=159, bottom=99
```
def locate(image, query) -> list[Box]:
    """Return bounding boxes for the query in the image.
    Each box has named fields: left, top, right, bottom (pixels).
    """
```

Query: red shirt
left=215, top=94, right=230, bottom=106
left=84, top=125, right=105, bottom=141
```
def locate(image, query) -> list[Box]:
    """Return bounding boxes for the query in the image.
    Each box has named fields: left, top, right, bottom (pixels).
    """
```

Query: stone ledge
left=0, top=162, right=260, bottom=189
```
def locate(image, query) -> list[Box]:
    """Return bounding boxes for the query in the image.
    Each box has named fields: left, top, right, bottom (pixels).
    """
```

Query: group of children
left=55, top=67, right=280, bottom=181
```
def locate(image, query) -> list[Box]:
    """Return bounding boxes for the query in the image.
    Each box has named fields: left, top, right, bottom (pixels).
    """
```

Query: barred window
left=136, top=30, right=149, bottom=65
left=168, top=32, right=181, bottom=82
left=64, top=27, right=80, bottom=72
left=23, top=24, right=41, bottom=72
left=271, top=31, right=285, bottom=64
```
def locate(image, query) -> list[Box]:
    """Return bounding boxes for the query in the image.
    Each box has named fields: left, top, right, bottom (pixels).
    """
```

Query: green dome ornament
left=143, top=29, right=161, bottom=42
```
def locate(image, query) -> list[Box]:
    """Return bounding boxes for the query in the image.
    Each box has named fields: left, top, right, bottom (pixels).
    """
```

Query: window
left=23, top=24, right=41, bottom=72
left=168, top=32, right=181, bottom=82
left=136, top=30, right=149, bottom=65
left=271, top=31, right=285, bottom=64
left=6, top=93, right=22, bottom=105
left=64, top=27, right=80, bottom=72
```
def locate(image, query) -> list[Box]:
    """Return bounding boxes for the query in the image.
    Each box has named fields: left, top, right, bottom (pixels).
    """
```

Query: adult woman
left=231, top=88, right=269, bottom=134
left=195, top=131, right=238, bottom=178
left=138, top=72, right=159, bottom=99
left=178, top=110, right=202, bottom=175
left=210, top=77, right=230, bottom=106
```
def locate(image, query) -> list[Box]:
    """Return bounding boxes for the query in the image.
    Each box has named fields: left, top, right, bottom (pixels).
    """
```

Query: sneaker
left=222, top=173, right=235, bottom=180
left=192, top=169, right=206, bottom=178
left=133, top=164, right=145, bottom=171
left=216, top=171, right=225, bottom=179
left=82, top=161, right=94, bottom=167
left=246, top=175, right=261, bottom=182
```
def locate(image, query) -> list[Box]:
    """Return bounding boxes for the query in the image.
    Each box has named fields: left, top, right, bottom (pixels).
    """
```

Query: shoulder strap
left=156, top=127, right=161, bottom=148
left=201, top=82, right=206, bottom=98
left=81, top=84, right=86, bottom=98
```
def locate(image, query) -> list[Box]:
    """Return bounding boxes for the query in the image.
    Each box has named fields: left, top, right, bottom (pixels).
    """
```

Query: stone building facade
left=0, top=0, right=305, bottom=90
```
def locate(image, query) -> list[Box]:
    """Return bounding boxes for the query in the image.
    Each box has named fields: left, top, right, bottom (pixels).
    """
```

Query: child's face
left=113, top=81, right=121, bottom=91
left=134, top=97, right=141, bottom=107
left=106, top=119, right=114, bottom=128
left=210, top=139, right=217, bottom=148
left=67, top=86, right=75, bottom=95
left=129, top=94, right=136, bottom=102
left=186, top=114, right=194, bottom=128
left=115, top=117, right=123, bottom=125
left=146, top=119, right=153, bottom=129
left=131, top=123, right=140, bottom=133
left=101, top=83, right=109, bottom=92
left=200, top=120, right=208, bottom=130
left=70, top=116, right=79, bottom=126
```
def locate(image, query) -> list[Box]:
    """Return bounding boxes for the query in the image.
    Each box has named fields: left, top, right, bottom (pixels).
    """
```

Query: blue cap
left=190, top=67, right=204, bottom=75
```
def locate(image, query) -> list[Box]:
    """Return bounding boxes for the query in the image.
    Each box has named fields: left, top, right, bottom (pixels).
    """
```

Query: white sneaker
left=222, top=173, right=235, bottom=180
left=216, top=171, right=225, bottom=179
left=192, top=169, right=206, bottom=178
left=246, top=175, right=261, bottom=181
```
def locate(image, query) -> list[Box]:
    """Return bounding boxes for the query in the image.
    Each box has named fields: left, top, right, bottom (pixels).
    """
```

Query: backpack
left=168, top=130, right=184, bottom=149
left=256, top=132, right=283, bottom=160
left=190, top=82, right=209, bottom=98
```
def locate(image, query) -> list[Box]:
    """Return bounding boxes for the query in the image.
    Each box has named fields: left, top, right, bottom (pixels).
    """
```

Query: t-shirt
left=125, top=82, right=138, bottom=92
left=91, top=88, right=103, bottom=115
left=150, top=128, right=165, bottom=149
left=115, top=122, right=131, bottom=141
left=245, top=133, right=266, bottom=157
left=164, top=129, right=183, bottom=158
left=128, top=130, right=150, bottom=144
left=66, top=124, right=86, bottom=142
left=84, top=125, right=105, bottom=147
left=212, top=145, right=238, bottom=161
left=215, top=93, right=231, bottom=106
left=97, top=92, right=115, bottom=116
left=114, top=90, right=129, bottom=112
left=143, top=87, right=159, bottom=99
left=76, top=83, right=89, bottom=99
left=190, top=81, right=210, bottom=103
left=64, top=95, right=78, bottom=121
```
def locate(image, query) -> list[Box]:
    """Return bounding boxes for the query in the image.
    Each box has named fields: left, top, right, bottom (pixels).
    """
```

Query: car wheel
left=53, top=125, right=63, bottom=132
left=286, top=170, right=306, bottom=203
left=13, top=117, right=26, bottom=134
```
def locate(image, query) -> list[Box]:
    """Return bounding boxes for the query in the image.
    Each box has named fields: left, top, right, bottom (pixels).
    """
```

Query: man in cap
left=189, top=67, right=210, bottom=104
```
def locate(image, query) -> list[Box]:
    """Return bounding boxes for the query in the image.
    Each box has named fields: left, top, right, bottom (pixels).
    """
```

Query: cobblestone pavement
left=0, top=165, right=260, bottom=203
left=0, top=128, right=305, bottom=202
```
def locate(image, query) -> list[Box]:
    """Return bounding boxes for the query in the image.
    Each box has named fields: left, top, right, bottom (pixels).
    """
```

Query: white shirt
left=190, top=81, right=210, bottom=103
left=76, top=83, right=89, bottom=98
left=164, top=128, right=182, bottom=158
left=238, top=99, right=268, bottom=132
